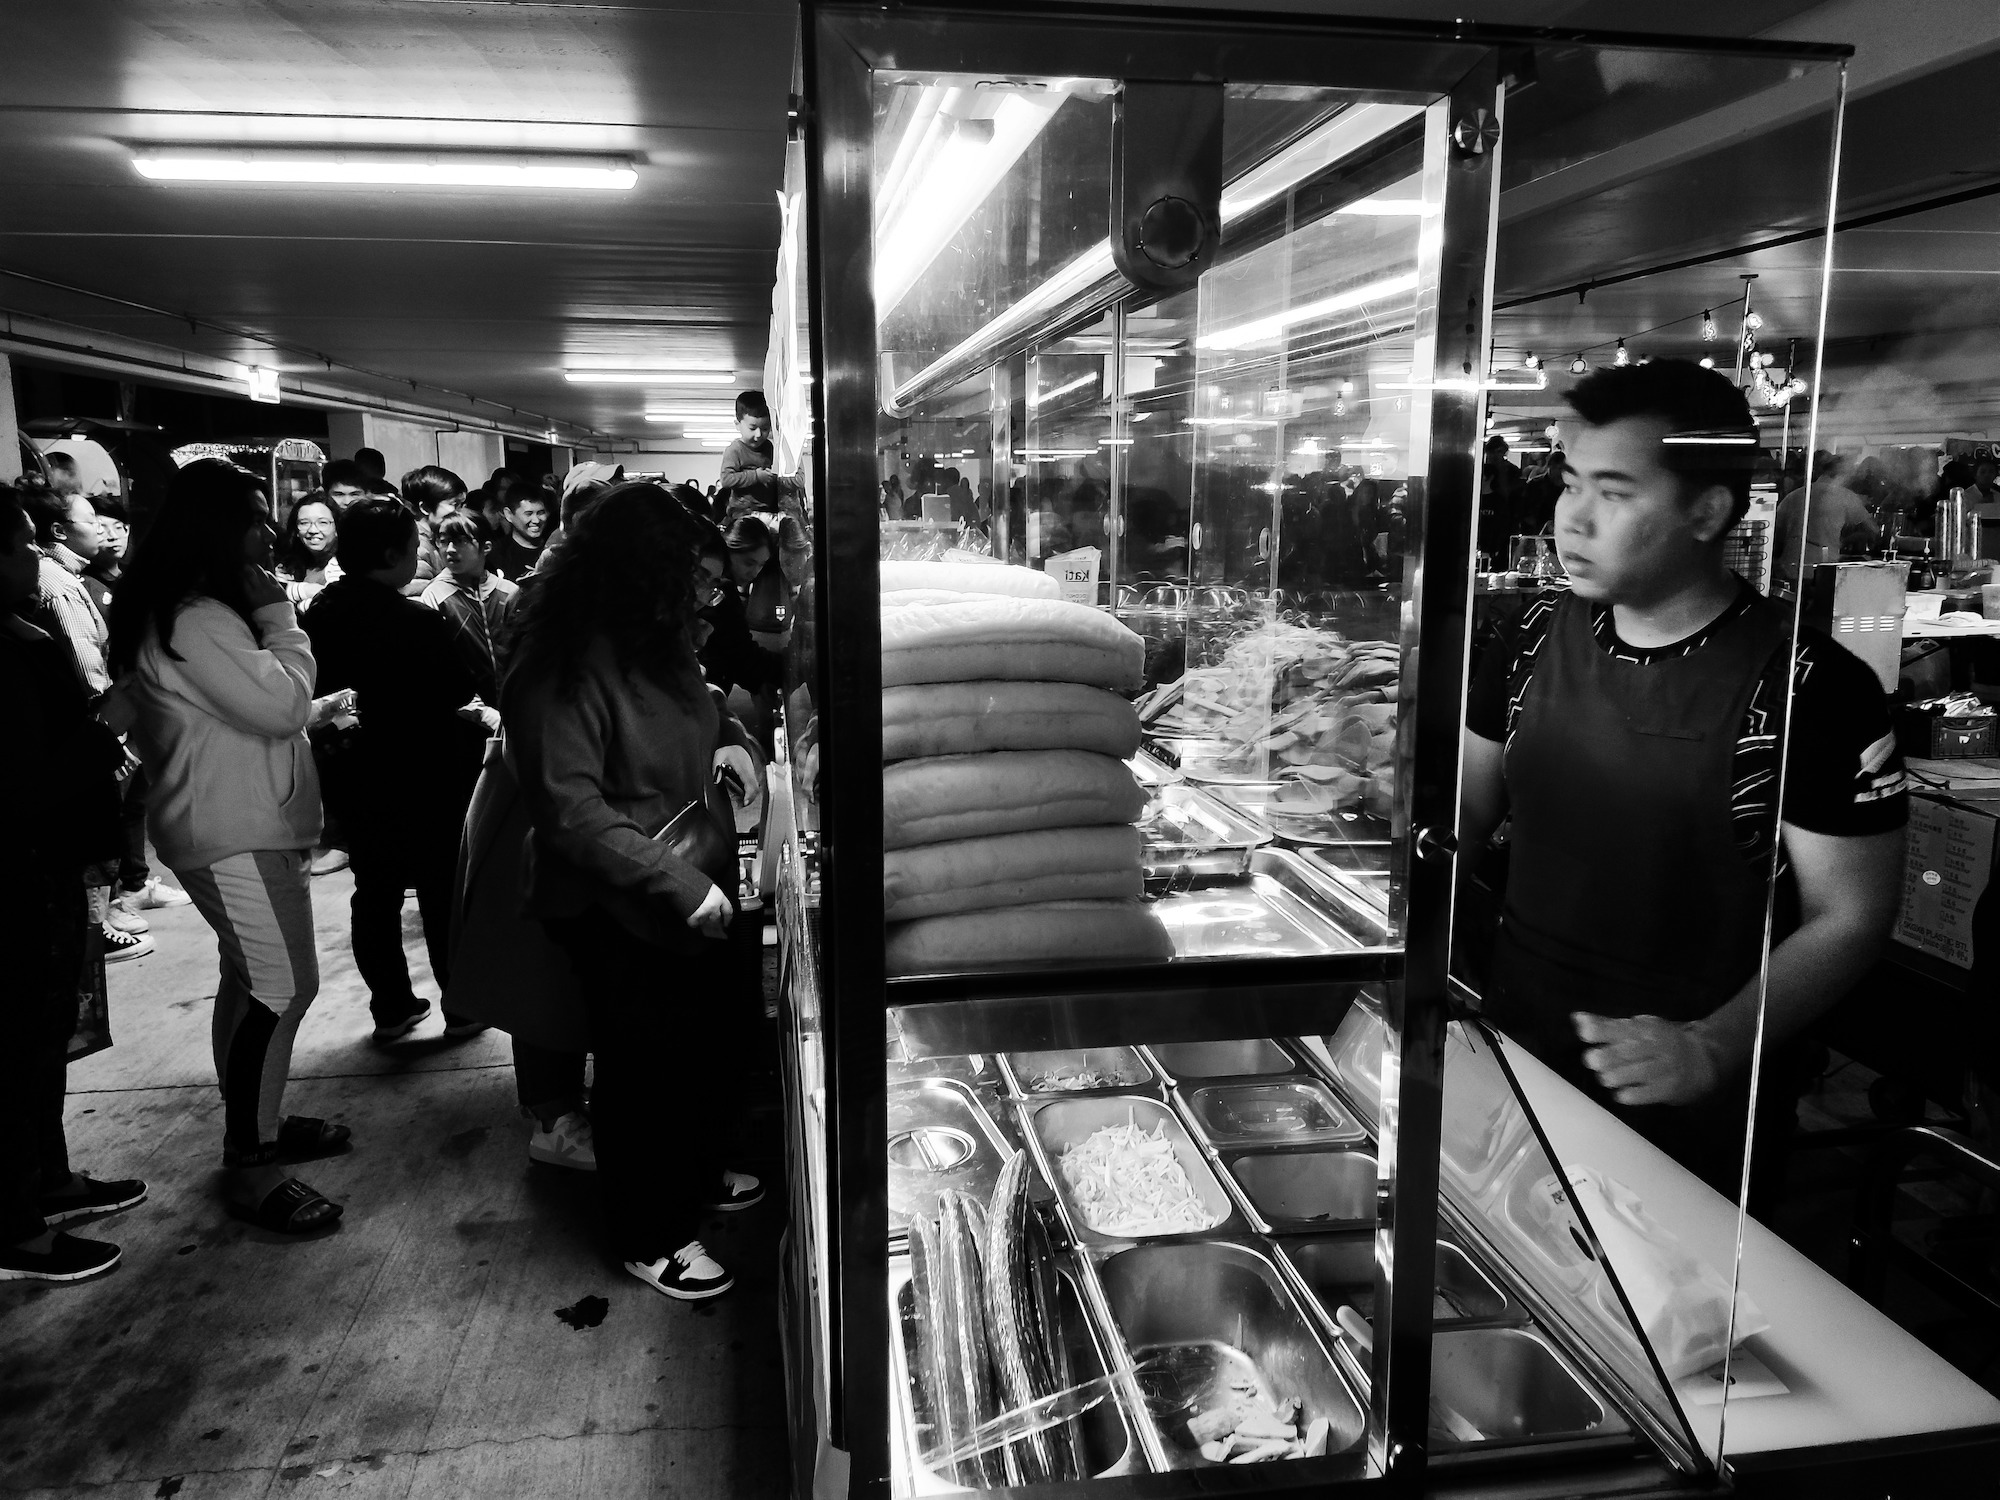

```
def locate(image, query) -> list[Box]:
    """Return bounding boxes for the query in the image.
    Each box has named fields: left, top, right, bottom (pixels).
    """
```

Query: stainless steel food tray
left=1139, top=782, right=1272, bottom=886
left=1182, top=1079, right=1368, bottom=1149
left=1273, top=1232, right=1525, bottom=1332
left=1140, top=736, right=1281, bottom=786
left=1209, top=781, right=1394, bottom=852
left=1145, top=1036, right=1302, bottom=1085
left=1221, top=1147, right=1381, bottom=1234
left=888, top=1253, right=1146, bottom=1487
left=1149, top=849, right=1386, bottom=958
left=1021, top=1094, right=1242, bottom=1249
left=888, top=1077, right=1017, bottom=1239
left=1001, top=1047, right=1161, bottom=1099
left=1092, top=1239, right=1369, bottom=1472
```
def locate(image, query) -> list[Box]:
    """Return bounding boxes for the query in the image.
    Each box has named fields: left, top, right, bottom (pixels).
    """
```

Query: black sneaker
left=0, top=1232, right=122, bottom=1283
left=441, top=1012, right=491, bottom=1039
left=371, top=998, right=432, bottom=1042
left=40, top=1173, right=148, bottom=1227
left=705, top=1169, right=764, bottom=1213
left=625, top=1240, right=732, bottom=1301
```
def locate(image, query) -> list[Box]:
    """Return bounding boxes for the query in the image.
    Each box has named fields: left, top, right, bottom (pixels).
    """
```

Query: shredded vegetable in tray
left=1058, top=1114, right=1223, bottom=1237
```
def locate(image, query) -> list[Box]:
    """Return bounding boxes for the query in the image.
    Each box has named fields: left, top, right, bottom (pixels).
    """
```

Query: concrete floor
left=0, top=869, right=791, bottom=1500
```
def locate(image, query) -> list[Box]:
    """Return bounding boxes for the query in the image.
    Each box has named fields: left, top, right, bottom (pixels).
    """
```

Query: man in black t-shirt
left=1459, top=360, right=1906, bottom=1209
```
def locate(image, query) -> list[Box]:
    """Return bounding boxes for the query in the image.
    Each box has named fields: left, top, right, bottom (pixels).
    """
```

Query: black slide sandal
left=229, top=1178, right=343, bottom=1234
left=275, top=1116, right=352, bottom=1162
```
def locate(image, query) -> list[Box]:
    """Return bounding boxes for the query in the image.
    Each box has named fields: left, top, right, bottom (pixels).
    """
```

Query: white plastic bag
left=1565, top=1165, right=1769, bottom=1379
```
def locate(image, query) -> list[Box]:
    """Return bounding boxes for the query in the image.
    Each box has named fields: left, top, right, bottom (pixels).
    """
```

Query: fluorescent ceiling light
left=875, top=86, right=1072, bottom=319
left=565, top=370, right=735, bottom=385
left=1218, top=104, right=1425, bottom=221
left=573, top=358, right=733, bottom=372
left=1197, top=271, right=1420, bottom=352
left=647, top=408, right=738, bottom=422
left=133, top=147, right=636, bottom=191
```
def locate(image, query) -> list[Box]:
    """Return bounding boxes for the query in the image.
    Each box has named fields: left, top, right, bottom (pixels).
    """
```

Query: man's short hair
left=89, top=494, right=129, bottom=523
left=334, top=495, right=417, bottom=573
left=735, top=389, right=770, bottom=422
left=353, top=446, right=388, bottom=480
left=43, top=450, right=78, bottom=476
left=502, top=475, right=548, bottom=513
left=1485, top=434, right=1509, bottom=456
left=322, top=458, right=371, bottom=492
left=401, top=465, right=468, bottom=516
left=1566, top=359, right=1757, bottom=526
left=435, top=511, right=491, bottom=549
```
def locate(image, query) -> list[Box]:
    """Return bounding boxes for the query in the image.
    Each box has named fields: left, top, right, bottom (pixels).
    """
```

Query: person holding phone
left=105, top=459, right=360, bottom=1234
left=502, top=483, right=765, bottom=1302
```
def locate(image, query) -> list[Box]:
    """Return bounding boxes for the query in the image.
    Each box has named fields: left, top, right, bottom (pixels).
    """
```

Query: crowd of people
left=2, top=389, right=803, bottom=1305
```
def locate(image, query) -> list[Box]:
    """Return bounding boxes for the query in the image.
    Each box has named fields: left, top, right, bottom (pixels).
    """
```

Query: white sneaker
left=527, top=1111, right=597, bottom=1171
left=101, top=924, right=154, bottom=964
left=121, top=878, right=191, bottom=910
left=706, top=1169, right=764, bottom=1212
left=104, top=903, right=150, bottom=936
left=626, top=1240, right=733, bottom=1301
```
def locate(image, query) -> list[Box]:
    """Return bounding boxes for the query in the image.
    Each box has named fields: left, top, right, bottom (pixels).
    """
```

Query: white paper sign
left=1047, top=545, right=1101, bottom=606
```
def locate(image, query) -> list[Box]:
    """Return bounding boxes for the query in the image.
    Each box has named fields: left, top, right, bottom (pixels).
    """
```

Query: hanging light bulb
left=1523, top=350, right=1541, bottom=371
left=1699, top=355, right=1716, bottom=369
left=1613, top=339, right=1630, bottom=366
left=1744, top=311, right=1764, bottom=332
left=1331, top=397, right=1347, bottom=417
left=1701, top=310, right=1718, bottom=342
left=1569, top=353, right=1587, bottom=374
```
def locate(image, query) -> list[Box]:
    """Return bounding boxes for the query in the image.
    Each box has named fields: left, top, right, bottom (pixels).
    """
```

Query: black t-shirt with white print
left=1466, top=581, right=1909, bottom=862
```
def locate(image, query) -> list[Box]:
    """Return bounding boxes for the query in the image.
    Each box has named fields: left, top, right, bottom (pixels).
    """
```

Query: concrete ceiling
left=0, top=0, right=1991, bottom=452
left=0, top=0, right=795, bottom=447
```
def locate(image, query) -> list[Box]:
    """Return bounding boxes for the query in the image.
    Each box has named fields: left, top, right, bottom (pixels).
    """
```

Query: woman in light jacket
left=503, top=483, right=763, bottom=1302
left=106, top=460, right=351, bottom=1234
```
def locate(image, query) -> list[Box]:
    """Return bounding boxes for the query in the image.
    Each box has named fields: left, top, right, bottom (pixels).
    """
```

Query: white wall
left=322, top=414, right=506, bottom=490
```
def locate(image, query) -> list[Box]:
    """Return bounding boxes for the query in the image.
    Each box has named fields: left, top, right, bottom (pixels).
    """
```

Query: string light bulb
left=1699, top=355, right=1716, bottom=369
left=1613, top=339, right=1630, bottom=366
left=1523, top=351, right=1541, bottom=371
left=1569, top=353, right=1587, bottom=374
left=1701, top=310, right=1718, bottom=342
left=1744, top=311, right=1764, bottom=332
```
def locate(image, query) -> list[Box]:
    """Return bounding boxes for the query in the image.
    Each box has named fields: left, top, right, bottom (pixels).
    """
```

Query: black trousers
left=546, top=908, right=729, bottom=1262
left=514, top=1036, right=588, bottom=1117
left=0, top=865, right=81, bottom=1244
left=346, top=812, right=458, bottom=1022
left=117, top=767, right=151, bottom=893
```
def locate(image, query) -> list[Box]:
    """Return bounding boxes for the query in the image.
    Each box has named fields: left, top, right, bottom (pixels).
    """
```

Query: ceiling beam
left=1499, top=0, right=2000, bottom=225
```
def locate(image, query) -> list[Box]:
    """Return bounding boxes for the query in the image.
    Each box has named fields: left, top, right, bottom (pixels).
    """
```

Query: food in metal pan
left=1139, top=1342, right=1330, bottom=1465
left=1147, top=624, right=1400, bottom=805
left=982, top=1152, right=1082, bottom=1482
left=933, top=1191, right=1008, bottom=1485
left=1057, top=1115, right=1223, bottom=1238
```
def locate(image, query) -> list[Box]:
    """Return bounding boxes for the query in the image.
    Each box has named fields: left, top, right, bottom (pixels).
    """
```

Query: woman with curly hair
left=502, top=482, right=764, bottom=1301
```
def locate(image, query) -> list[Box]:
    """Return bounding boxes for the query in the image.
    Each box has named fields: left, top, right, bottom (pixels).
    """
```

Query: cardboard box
left=1895, top=791, right=2000, bottom=971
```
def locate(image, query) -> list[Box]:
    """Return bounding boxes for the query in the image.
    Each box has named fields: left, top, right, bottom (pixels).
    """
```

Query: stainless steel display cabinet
left=768, top=5, right=2000, bottom=1498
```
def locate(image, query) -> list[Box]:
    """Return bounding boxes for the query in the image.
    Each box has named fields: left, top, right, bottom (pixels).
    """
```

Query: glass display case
left=769, top=5, right=2000, bottom=1497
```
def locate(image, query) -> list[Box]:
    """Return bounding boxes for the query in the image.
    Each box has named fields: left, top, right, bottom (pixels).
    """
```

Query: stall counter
left=1497, top=1031, right=2000, bottom=1463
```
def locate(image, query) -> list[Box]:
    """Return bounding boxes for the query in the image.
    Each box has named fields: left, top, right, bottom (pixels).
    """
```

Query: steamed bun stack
left=879, top=565, right=1170, bottom=976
